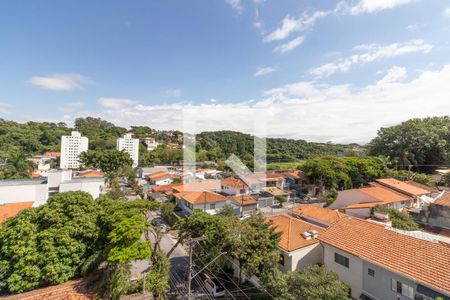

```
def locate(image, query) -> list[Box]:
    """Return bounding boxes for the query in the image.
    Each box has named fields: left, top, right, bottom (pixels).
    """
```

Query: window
left=391, top=279, right=414, bottom=299
left=368, top=268, right=375, bottom=277
left=210, top=203, right=216, bottom=209
left=334, top=253, right=349, bottom=268
left=279, top=254, right=285, bottom=266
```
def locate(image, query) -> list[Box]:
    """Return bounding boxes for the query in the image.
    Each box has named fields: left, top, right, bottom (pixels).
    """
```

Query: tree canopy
left=79, top=149, right=133, bottom=174
left=369, top=116, right=450, bottom=169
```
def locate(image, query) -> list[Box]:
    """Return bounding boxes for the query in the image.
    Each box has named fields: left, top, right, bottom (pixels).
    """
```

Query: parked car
left=204, top=274, right=225, bottom=298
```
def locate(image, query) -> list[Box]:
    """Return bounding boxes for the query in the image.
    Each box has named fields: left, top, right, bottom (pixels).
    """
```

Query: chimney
left=301, top=231, right=312, bottom=240
left=308, top=229, right=319, bottom=238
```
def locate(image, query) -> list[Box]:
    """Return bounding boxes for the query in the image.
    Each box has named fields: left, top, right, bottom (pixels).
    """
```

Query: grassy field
left=267, top=161, right=305, bottom=170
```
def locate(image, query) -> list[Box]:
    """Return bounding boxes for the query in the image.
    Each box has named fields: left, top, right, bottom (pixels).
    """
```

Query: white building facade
left=117, top=133, right=139, bottom=167
left=60, top=131, right=88, bottom=169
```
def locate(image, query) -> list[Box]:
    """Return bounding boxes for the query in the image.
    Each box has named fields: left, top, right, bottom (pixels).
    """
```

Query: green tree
left=372, top=206, right=420, bottom=231
left=261, top=266, right=349, bottom=300
left=79, top=149, right=133, bottom=174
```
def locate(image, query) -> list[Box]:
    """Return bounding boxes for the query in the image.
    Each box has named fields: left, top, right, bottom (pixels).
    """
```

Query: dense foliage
left=173, top=211, right=281, bottom=280
left=261, top=266, right=349, bottom=300
left=302, top=156, right=386, bottom=193
left=0, top=192, right=160, bottom=297
left=369, top=116, right=450, bottom=170
left=196, top=131, right=364, bottom=163
left=79, top=149, right=133, bottom=174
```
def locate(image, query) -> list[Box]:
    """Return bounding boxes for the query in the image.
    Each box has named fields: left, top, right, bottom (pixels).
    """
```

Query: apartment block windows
left=391, top=279, right=414, bottom=299
left=368, top=268, right=375, bottom=277
left=334, top=252, right=349, bottom=268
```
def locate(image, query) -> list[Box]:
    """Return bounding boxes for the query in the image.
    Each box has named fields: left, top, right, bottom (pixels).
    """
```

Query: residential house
left=265, top=215, right=324, bottom=272
left=290, top=204, right=345, bottom=228
left=428, top=192, right=450, bottom=229
left=147, top=171, right=173, bottom=185
left=376, top=178, right=437, bottom=207
left=283, top=170, right=306, bottom=190
left=221, top=176, right=250, bottom=195
left=331, top=182, right=413, bottom=218
left=138, top=166, right=170, bottom=179
left=175, top=191, right=228, bottom=215
left=318, top=217, right=450, bottom=300
left=144, top=137, right=160, bottom=151
left=263, top=172, right=286, bottom=189
left=231, top=194, right=258, bottom=215
left=265, top=186, right=290, bottom=203
left=0, top=169, right=105, bottom=223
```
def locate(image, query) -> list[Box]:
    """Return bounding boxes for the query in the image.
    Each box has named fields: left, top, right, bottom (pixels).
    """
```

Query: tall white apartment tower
left=117, top=133, right=139, bottom=167
left=60, top=131, right=89, bottom=169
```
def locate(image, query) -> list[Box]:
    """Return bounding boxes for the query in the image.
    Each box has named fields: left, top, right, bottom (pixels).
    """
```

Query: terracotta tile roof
left=151, top=183, right=183, bottom=193
left=318, top=217, right=450, bottom=295
left=434, top=192, right=450, bottom=207
left=265, top=215, right=324, bottom=252
left=359, top=185, right=411, bottom=204
left=263, top=173, right=285, bottom=181
left=0, top=202, right=34, bottom=223
left=221, top=177, right=248, bottom=189
left=376, top=178, right=432, bottom=196
left=175, top=191, right=227, bottom=205
left=147, top=171, right=171, bottom=181
left=78, top=170, right=104, bottom=178
left=172, top=180, right=220, bottom=193
left=284, top=170, right=306, bottom=180
left=43, top=151, right=61, bottom=157
left=290, top=205, right=345, bottom=225
left=345, top=202, right=380, bottom=209
left=231, top=195, right=257, bottom=206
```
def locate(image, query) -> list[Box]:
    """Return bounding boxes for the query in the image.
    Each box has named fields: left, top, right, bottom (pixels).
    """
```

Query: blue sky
left=1, top=0, right=450, bottom=143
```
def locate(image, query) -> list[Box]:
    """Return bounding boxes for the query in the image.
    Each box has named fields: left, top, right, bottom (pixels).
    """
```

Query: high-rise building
left=117, top=133, right=139, bottom=167
left=60, top=131, right=89, bottom=169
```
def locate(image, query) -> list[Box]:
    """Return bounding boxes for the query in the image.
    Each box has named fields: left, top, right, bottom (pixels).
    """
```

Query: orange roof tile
left=434, top=192, right=450, bottom=207
left=43, top=151, right=61, bottom=157
left=265, top=215, right=324, bottom=252
left=290, top=205, right=345, bottom=225
left=172, top=181, right=220, bottom=193
left=78, top=170, right=104, bottom=178
left=221, top=177, right=248, bottom=189
left=175, top=191, right=227, bottom=205
left=359, top=185, right=410, bottom=204
left=151, top=183, right=183, bottom=193
left=0, top=202, right=34, bottom=223
left=345, top=202, right=380, bottom=209
left=231, top=195, right=257, bottom=206
left=318, top=217, right=450, bottom=295
left=376, top=178, right=432, bottom=196
left=147, top=171, right=171, bottom=181
left=284, top=170, right=306, bottom=180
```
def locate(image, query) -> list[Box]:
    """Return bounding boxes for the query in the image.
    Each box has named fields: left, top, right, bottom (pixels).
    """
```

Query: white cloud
left=264, top=11, right=329, bottom=42
left=28, top=74, right=93, bottom=91
left=377, top=66, right=407, bottom=84
left=0, top=102, right=12, bottom=114
left=310, top=39, right=432, bottom=78
left=253, top=66, right=276, bottom=77
left=444, top=7, right=450, bottom=17
left=90, top=65, right=450, bottom=143
left=58, top=101, right=85, bottom=113
left=225, top=0, right=243, bottom=13
left=273, top=36, right=304, bottom=53
left=349, top=0, right=413, bottom=15
left=164, top=89, right=182, bottom=98
left=98, top=97, right=137, bottom=109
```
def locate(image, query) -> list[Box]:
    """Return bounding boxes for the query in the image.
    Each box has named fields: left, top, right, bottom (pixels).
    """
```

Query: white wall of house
left=322, top=243, right=363, bottom=299
left=154, top=177, right=173, bottom=185
left=0, top=181, right=48, bottom=206
left=176, top=198, right=228, bottom=215
left=221, top=185, right=249, bottom=195
left=59, top=179, right=104, bottom=199
left=280, top=243, right=323, bottom=272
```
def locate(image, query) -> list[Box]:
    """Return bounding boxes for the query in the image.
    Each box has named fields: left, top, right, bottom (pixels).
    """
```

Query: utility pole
left=187, top=236, right=208, bottom=300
